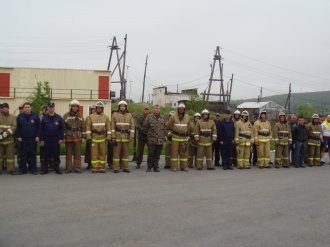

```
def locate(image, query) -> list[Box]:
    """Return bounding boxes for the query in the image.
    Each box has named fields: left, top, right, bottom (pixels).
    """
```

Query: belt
left=172, top=131, right=189, bottom=137
left=200, top=132, right=211, bottom=137
left=239, top=133, right=251, bottom=139
left=258, top=132, right=270, bottom=137
left=92, top=130, right=107, bottom=135
left=67, top=126, right=82, bottom=131
left=115, top=128, right=130, bottom=134
left=309, top=136, right=320, bottom=141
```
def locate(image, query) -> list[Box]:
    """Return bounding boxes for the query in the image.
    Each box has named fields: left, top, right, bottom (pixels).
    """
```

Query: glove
left=2, top=131, right=8, bottom=138
left=0, top=134, right=3, bottom=140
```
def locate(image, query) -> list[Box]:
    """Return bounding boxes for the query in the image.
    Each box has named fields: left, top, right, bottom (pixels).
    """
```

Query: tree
left=297, top=103, right=319, bottom=118
left=28, top=81, right=51, bottom=115
left=185, top=93, right=208, bottom=115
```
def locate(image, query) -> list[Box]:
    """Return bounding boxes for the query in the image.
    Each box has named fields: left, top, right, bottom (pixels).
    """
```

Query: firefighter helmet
left=241, top=110, right=249, bottom=117
left=194, top=113, right=201, bottom=118
left=118, top=100, right=127, bottom=106
left=95, top=101, right=105, bottom=108
left=70, top=99, right=80, bottom=106
left=234, top=110, right=241, bottom=115
left=178, top=103, right=185, bottom=108
left=312, top=114, right=319, bottom=119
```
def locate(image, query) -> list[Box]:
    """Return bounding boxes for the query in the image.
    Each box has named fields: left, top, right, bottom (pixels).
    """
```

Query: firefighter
left=235, top=110, right=253, bottom=169
left=84, top=105, right=96, bottom=169
left=40, top=102, right=64, bottom=175
left=195, top=109, right=217, bottom=170
left=111, top=101, right=135, bottom=173
left=188, top=112, right=201, bottom=168
left=63, top=99, right=85, bottom=173
left=167, top=103, right=191, bottom=172
left=274, top=112, right=292, bottom=168
left=253, top=110, right=272, bottom=168
left=232, top=110, right=241, bottom=166
left=307, top=114, right=323, bottom=166
left=16, top=102, right=40, bottom=175
left=164, top=111, right=175, bottom=169
left=0, top=103, right=17, bottom=175
left=135, top=105, right=150, bottom=169
left=86, top=101, right=111, bottom=173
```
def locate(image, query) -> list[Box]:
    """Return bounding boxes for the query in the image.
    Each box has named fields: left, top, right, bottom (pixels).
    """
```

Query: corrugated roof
left=237, top=101, right=271, bottom=109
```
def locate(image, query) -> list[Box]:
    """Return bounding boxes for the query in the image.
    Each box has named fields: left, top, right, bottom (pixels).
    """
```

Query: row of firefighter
left=0, top=100, right=325, bottom=175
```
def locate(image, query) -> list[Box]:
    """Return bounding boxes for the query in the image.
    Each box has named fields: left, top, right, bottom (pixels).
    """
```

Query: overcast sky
left=1, top=0, right=329, bottom=102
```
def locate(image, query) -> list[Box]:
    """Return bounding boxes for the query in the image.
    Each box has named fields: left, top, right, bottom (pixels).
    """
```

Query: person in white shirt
left=321, top=115, right=330, bottom=164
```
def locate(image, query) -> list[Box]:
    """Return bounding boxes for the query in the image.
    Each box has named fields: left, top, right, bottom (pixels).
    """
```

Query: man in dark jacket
left=135, top=105, right=150, bottom=169
left=16, top=102, right=40, bottom=175
left=292, top=116, right=308, bottom=168
left=219, top=110, right=235, bottom=170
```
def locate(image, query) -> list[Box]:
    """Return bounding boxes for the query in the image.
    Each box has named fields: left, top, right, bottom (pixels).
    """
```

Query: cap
left=48, top=102, right=55, bottom=108
left=2, top=103, right=9, bottom=109
left=215, top=112, right=220, bottom=116
left=143, top=104, right=150, bottom=109
left=224, top=109, right=231, bottom=114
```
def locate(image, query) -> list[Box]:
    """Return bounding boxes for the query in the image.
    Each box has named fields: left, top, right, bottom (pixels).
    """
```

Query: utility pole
left=257, top=86, right=263, bottom=103
left=285, top=83, right=292, bottom=114
left=141, top=55, right=148, bottom=103
left=121, top=34, right=128, bottom=100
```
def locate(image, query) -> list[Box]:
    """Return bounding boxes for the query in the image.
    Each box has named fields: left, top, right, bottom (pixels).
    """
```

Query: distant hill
left=232, top=91, right=330, bottom=114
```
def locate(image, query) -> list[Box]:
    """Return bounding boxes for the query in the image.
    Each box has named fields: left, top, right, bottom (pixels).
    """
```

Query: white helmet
left=278, top=112, right=286, bottom=117
left=194, top=113, right=201, bottom=118
left=70, top=99, right=80, bottom=106
left=312, top=114, right=319, bottom=119
left=118, top=100, right=127, bottom=106
left=234, top=110, right=241, bottom=115
left=95, top=101, right=105, bottom=108
left=241, top=110, right=249, bottom=117
left=201, top=109, right=209, bottom=115
left=178, top=103, right=185, bottom=108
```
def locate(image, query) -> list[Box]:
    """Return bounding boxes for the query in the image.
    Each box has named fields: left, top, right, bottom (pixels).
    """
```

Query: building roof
left=237, top=101, right=272, bottom=109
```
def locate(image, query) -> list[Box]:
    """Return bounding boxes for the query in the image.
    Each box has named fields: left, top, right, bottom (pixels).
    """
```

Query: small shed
left=236, top=101, right=286, bottom=120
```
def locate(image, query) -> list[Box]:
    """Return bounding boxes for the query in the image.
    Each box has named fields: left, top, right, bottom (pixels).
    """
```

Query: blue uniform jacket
left=214, top=120, right=222, bottom=141
left=219, top=119, right=235, bottom=143
left=40, top=113, right=64, bottom=141
left=16, top=112, right=40, bottom=138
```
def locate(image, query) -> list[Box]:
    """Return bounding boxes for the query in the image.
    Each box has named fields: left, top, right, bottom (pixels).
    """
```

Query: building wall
left=0, top=67, right=112, bottom=117
left=152, top=87, right=190, bottom=107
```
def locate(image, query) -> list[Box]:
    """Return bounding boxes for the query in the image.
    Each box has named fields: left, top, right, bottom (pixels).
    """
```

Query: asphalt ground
left=0, top=155, right=330, bottom=247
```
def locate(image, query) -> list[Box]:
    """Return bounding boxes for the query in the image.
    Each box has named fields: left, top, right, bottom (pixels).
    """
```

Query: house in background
left=236, top=101, right=285, bottom=120
left=0, top=67, right=112, bottom=116
left=152, top=86, right=197, bottom=108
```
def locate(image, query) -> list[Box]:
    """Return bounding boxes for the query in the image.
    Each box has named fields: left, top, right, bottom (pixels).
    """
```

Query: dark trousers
left=107, top=141, right=113, bottom=166
left=147, top=144, right=163, bottom=169
left=221, top=142, right=233, bottom=168
left=44, top=137, right=61, bottom=171
left=213, top=141, right=221, bottom=166
left=19, top=137, right=37, bottom=173
left=249, top=144, right=257, bottom=165
left=290, top=144, right=295, bottom=165
left=136, top=139, right=147, bottom=165
left=84, top=141, right=91, bottom=164
left=293, top=141, right=306, bottom=166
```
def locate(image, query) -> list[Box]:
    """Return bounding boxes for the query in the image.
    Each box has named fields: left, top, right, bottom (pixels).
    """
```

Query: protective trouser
left=274, top=144, right=289, bottom=167
left=147, top=144, right=163, bottom=169
left=170, top=138, right=189, bottom=171
left=0, top=143, right=15, bottom=172
left=237, top=142, right=251, bottom=168
left=20, top=137, right=37, bottom=173
left=257, top=137, right=270, bottom=167
left=307, top=142, right=321, bottom=166
left=136, top=139, right=147, bottom=165
left=44, top=137, right=61, bottom=172
left=91, top=139, right=106, bottom=172
left=164, top=141, right=171, bottom=168
left=196, top=143, right=213, bottom=169
left=232, top=144, right=237, bottom=166
left=65, top=141, right=82, bottom=172
left=113, top=141, right=129, bottom=171
left=188, top=143, right=198, bottom=168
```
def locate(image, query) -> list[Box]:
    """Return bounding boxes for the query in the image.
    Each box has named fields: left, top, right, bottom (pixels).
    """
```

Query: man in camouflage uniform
left=195, top=109, right=217, bottom=170
left=167, top=103, right=191, bottom=172
left=111, top=101, right=135, bottom=173
left=135, top=105, right=150, bottom=169
left=86, top=101, right=111, bottom=173
left=164, top=111, right=175, bottom=169
left=144, top=105, right=166, bottom=172
left=235, top=110, right=253, bottom=169
left=307, top=114, right=323, bottom=166
left=273, top=112, right=292, bottom=168
left=253, top=110, right=272, bottom=168
left=188, top=113, right=201, bottom=168
left=0, top=103, right=17, bottom=175
left=63, top=99, right=85, bottom=173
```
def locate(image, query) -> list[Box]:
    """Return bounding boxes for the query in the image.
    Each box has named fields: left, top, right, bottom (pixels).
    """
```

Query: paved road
left=0, top=155, right=330, bottom=247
